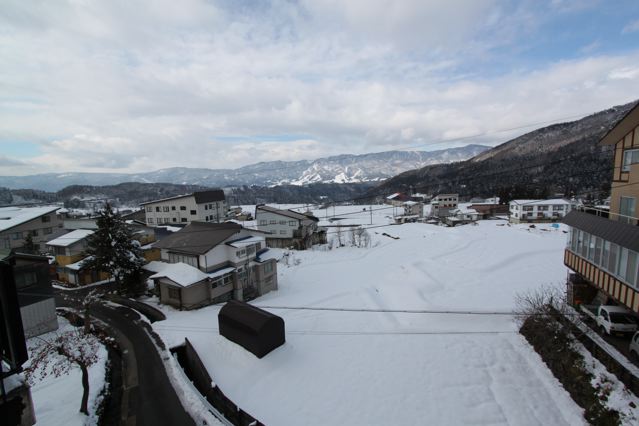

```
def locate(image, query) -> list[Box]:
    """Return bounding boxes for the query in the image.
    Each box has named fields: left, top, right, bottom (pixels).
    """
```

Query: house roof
left=600, top=101, right=639, bottom=146
left=140, top=189, right=225, bottom=206
left=153, top=221, right=242, bottom=255
left=226, top=235, right=264, bottom=248
left=509, top=199, right=571, bottom=206
left=562, top=210, right=639, bottom=253
left=256, top=205, right=318, bottom=222
left=46, top=229, right=94, bottom=247
left=150, top=262, right=210, bottom=287
left=65, top=256, right=92, bottom=271
left=0, top=206, right=60, bottom=233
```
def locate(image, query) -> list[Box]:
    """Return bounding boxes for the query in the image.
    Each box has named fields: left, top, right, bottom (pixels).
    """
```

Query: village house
left=149, top=222, right=278, bottom=309
left=141, top=189, right=228, bottom=227
left=443, top=205, right=480, bottom=226
left=1, top=250, right=58, bottom=338
left=509, top=199, right=572, bottom=223
left=0, top=206, right=66, bottom=253
left=430, top=194, right=459, bottom=218
left=385, top=192, right=412, bottom=207
left=46, top=229, right=109, bottom=285
left=563, top=102, right=639, bottom=313
left=255, top=205, right=326, bottom=249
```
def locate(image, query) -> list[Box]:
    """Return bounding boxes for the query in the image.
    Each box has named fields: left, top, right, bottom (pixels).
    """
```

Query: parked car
left=580, top=304, right=638, bottom=336
left=630, top=332, right=639, bottom=361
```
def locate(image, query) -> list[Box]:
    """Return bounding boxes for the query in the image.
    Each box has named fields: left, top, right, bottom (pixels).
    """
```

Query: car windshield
left=609, top=313, right=637, bottom=324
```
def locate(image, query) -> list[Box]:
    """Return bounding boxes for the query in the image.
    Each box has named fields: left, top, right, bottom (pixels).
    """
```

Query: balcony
left=563, top=210, right=639, bottom=313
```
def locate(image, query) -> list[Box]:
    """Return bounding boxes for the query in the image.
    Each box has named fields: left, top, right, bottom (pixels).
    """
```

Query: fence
left=171, top=338, right=265, bottom=426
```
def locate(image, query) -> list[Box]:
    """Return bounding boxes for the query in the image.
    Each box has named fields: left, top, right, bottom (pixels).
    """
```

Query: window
left=0, top=237, right=9, bottom=249
left=180, top=206, right=186, bottom=211
left=279, top=220, right=286, bottom=225
left=625, top=251, right=638, bottom=288
left=622, top=149, right=639, bottom=172
left=11, top=232, right=22, bottom=240
left=205, top=205, right=209, bottom=210
left=148, top=218, right=154, bottom=224
left=279, top=230, right=286, bottom=235
left=168, top=288, right=180, bottom=299
left=608, top=243, right=619, bottom=274
left=579, top=232, right=589, bottom=257
left=44, top=227, right=52, bottom=235
left=41, top=215, right=51, bottom=223
left=146, top=206, right=152, bottom=212
left=181, top=218, right=187, bottom=222
left=163, top=206, right=169, bottom=212
left=171, top=206, right=176, bottom=211
left=538, top=205, right=548, bottom=211
left=618, top=248, right=629, bottom=282
left=602, top=241, right=610, bottom=269
left=593, top=237, right=602, bottom=265
left=190, top=210, right=196, bottom=215
left=587, top=235, right=596, bottom=262
left=156, top=206, right=160, bottom=212
left=619, top=196, right=636, bottom=225
left=264, top=262, right=273, bottom=273
left=168, top=253, right=198, bottom=267
left=523, top=206, right=533, bottom=211
left=269, top=219, right=277, bottom=224
left=172, top=218, right=177, bottom=222
left=31, top=229, right=38, bottom=237
left=289, top=221, right=296, bottom=226
left=259, top=220, right=267, bottom=226
left=553, top=205, right=564, bottom=211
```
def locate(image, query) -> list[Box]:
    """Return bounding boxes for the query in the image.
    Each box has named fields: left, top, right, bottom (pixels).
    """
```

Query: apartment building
left=563, top=102, right=639, bottom=313
left=430, top=193, right=459, bottom=218
left=141, top=190, right=227, bottom=226
left=509, top=199, right=572, bottom=223
left=255, top=205, right=325, bottom=249
left=0, top=206, right=65, bottom=252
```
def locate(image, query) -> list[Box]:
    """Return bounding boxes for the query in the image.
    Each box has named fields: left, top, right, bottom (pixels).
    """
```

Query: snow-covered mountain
left=0, top=145, right=489, bottom=192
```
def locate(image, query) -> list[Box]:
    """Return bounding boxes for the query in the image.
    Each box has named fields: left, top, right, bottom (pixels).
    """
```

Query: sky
left=1, top=0, right=638, bottom=176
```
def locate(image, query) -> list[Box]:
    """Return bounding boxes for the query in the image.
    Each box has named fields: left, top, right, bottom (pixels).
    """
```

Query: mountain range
left=373, top=100, right=638, bottom=202
left=0, top=145, right=489, bottom=192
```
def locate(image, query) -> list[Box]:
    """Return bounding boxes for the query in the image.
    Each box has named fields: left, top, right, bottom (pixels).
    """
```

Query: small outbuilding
left=218, top=300, right=285, bottom=358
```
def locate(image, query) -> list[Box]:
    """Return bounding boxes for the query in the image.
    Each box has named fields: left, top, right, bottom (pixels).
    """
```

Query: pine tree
left=22, top=231, right=36, bottom=254
left=83, top=203, right=145, bottom=295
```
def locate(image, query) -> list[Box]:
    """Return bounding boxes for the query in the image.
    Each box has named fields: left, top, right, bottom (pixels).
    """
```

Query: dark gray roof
left=562, top=210, right=639, bottom=252
left=256, top=205, right=318, bottom=222
left=193, top=190, right=226, bottom=203
left=153, top=221, right=241, bottom=255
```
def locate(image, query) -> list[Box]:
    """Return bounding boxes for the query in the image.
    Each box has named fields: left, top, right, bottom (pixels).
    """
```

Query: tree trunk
left=80, top=363, right=90, bottom=415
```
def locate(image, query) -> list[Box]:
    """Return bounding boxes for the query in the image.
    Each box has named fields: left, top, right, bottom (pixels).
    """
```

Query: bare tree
left=81, top=290, right=103, bottom=334
left=26, top=328, right=100, bottom=415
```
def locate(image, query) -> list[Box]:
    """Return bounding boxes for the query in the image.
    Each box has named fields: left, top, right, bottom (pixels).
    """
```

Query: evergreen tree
left=83, top=203, right=145, bottom=295
left=22, top=231, right=36, bottom=254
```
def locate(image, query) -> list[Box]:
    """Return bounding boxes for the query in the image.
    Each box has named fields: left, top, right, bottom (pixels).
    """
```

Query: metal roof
left=562, top=210, right=639, bottom=252
left=153, top=221, right=242, bottom=255
left=140, top=189, right=225, bottom=206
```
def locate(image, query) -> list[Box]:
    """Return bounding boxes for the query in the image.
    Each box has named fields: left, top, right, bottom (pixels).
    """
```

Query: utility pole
left=370, top=204, right=373, bottom=225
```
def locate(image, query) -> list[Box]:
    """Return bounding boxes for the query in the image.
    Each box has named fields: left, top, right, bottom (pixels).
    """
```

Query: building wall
left=20, top=298, right=59, bottom=338
left=610, top=125, right=639, bottom=224
left=509, top=202, right=571, bottom=223
left=256, top=210, right=300, bottom=239
left=0, top=212, right=66, bottom=251
left=143, top=196, right=227, bottom=226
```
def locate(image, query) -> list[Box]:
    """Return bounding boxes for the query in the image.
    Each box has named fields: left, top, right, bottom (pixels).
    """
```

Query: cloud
left=0, top=1, right=638, bottom=175
left=622, top=19, right=639, bottom=34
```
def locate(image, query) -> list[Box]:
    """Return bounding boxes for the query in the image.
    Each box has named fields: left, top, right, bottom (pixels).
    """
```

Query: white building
left=0, top=206, right=66, bottom=252
left=141, top=190, right=227, bottom=226
left=402, top=201, right=424, bottom=218
left=255, top=205, right=325, bottom=249
left=509, top=199, right=573, bottom=223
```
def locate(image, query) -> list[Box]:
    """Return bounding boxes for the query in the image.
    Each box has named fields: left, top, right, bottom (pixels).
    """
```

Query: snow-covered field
left=27, top=318, right=108, bottom=426
left=153, top=205, right=588, bottom=425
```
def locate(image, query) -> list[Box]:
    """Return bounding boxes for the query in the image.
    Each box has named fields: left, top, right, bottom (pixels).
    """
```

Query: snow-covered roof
left=142, top=260, right=168, bottom=274
left=47, top=229, right=94, bottom=247
left=0, top=206, right=60, bottom=232
left=255, top=249, right=280, bottom=263
left=226, top=235, right=265, bottom=248
left=386, top=193, right=400, bottom=200
left=208, top=266, right=235, bottom=279
left=150, top=262, right=210, bottom=287
left=403, top=201, right=419, bottom=206
left=65, top=256, right=92, bottom=271
left=510, top=199, right=571, bottom=206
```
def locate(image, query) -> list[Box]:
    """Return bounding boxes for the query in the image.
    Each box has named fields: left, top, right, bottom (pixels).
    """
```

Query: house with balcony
left=141, top=189, right=227, bottom=227
left=0, top=206, right=66, bottom=253
left=563, top=102, right=639, bottom=313
left=150, top=222, right=278, bottom=309
left=255, top=205, right=326, bottom=249
left=509, top=199, right=572, bottom=223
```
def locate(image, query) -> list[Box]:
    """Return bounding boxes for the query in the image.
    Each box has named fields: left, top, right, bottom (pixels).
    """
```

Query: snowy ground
left=153, top=205, right=589, bottom=425
left=27, top=317, right=108, bottom=426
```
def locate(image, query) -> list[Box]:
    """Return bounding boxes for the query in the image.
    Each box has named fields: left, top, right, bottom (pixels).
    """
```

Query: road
left=55, top=287, right=195, bottom=426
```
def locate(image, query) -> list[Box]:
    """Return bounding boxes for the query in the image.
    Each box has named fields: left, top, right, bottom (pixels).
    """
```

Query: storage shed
left=218, top=300, right=285, bottom=358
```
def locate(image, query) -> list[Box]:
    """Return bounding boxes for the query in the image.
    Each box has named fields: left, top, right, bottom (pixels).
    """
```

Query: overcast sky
left=1, top=0, right=638, bottom=175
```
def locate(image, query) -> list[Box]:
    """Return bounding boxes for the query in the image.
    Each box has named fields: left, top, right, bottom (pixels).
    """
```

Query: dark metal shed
left=218, top=300, right=285, bottom=358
